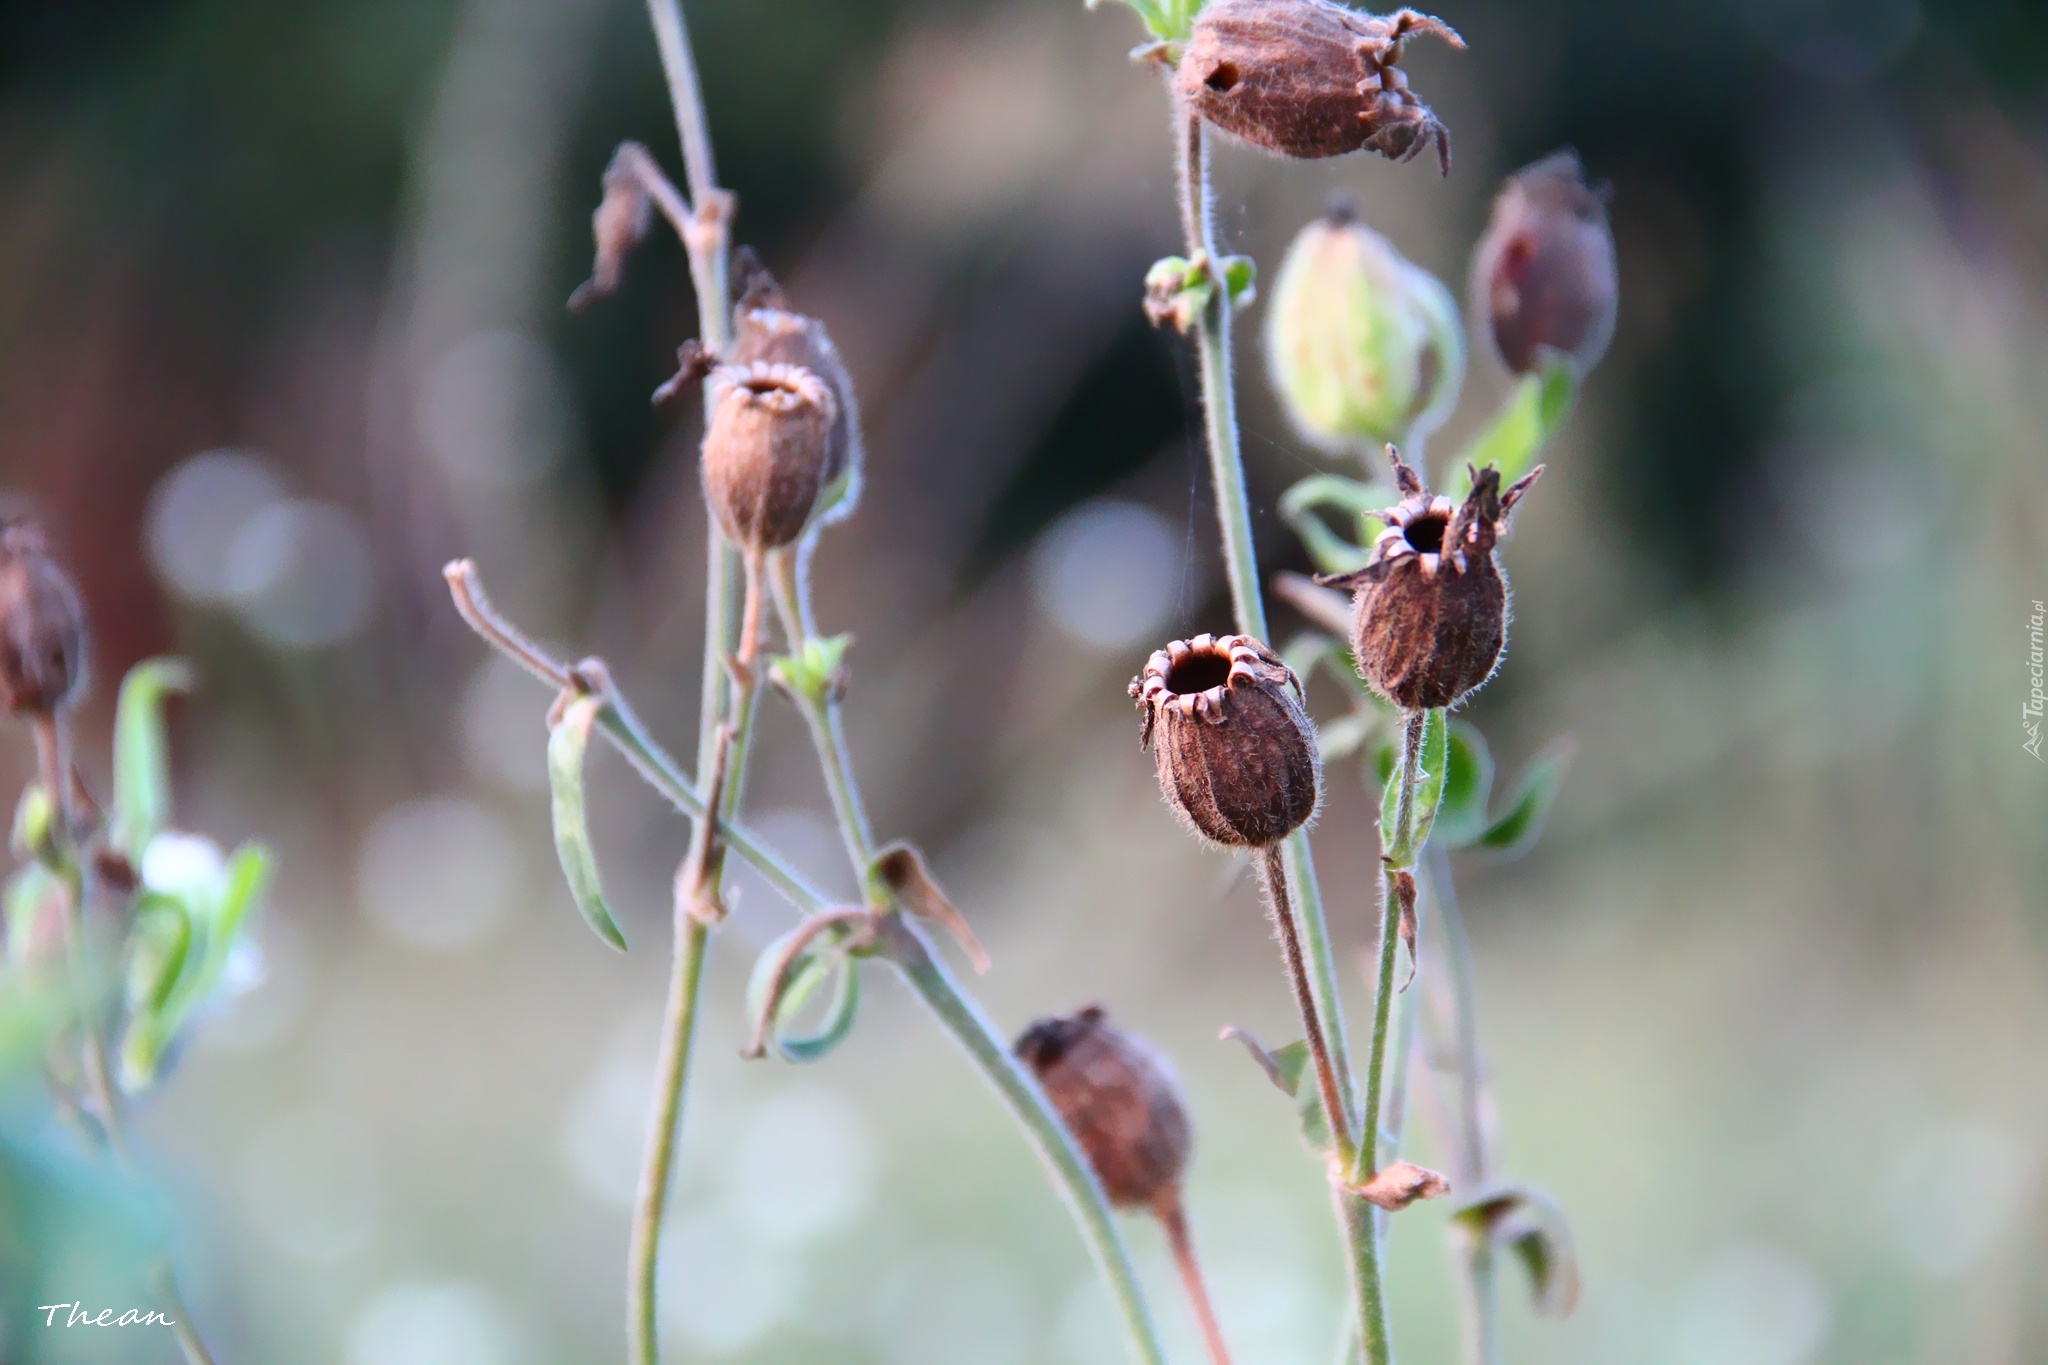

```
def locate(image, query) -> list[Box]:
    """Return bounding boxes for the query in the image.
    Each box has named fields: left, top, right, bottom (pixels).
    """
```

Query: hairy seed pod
left=1266, top=197, right=1463, bottom=453
left=1470, top=150, right=1617, bottom=376
left=1318, top=448, right=1540, bottom=710
left=1175, top=0, right=1462, bottom=170
left=0, top=521, right=87, bottom=718
left=726, top=260, right=864, bottom=526
left=1129, top=634, right=1320, bottom=849
left=700, top=362, right=837, bottom=553
left=1015, top=1005, right=1191, bottom=1209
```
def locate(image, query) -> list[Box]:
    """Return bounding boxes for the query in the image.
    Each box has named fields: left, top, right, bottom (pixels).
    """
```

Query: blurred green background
left=2, top=0, right=2046, bottom=1360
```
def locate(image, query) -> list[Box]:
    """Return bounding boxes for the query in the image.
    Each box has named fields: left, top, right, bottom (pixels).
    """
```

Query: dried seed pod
left=0, top=520, right=87, bottom=718
left=1129, top=634, right=1320, bottom=849
left=1176, top=0, right=1462, bottom=169
left=1470, top=150, right=1617, bottom=376
left=1318, top=449, right=1540, bottom=710
left=700, top=362, right=837, bottom=553
left=1015, top=1005, right=1191, bottom=1209
left=725, top=258, right=863, bottom=527
left=1265, top=197, right=1463, bottom=453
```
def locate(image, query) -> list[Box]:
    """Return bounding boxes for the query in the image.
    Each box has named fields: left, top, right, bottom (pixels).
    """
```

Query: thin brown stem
left=1157, top=1187, right=1234, bottom=1365
left=1258, top=845, right=1355, bottom=1174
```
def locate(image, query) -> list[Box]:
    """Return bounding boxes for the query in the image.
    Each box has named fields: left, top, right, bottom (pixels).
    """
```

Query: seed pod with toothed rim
left=726, top=260, right=863, bottom=527
left=1175, top=0, right=1463, bottom=169
left=1129, top=634, right=1320, bottom=849
left=1265, top=196, right=1464, bottom=454
left=1317, top=447, right=1541, bottom=710
left=1470, top=150, right=1617, bottom=376
left=0, top=520, right=87, bottom=719
left=700, top=362, right=837, bottom=553
left=1015, top=1005, right=1191, bottom=1210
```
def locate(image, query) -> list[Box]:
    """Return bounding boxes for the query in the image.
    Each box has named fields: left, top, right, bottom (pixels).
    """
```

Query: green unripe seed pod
left=1264, top=199, right=1463, bottom=456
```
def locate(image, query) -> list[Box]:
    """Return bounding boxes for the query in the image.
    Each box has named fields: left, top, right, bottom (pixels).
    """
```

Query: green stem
left=1424, top=844, right=1500, bottom=1365
left=626, top=917, right=710, bottom=1365
left=1358, top=713, right=1427, bottom=1171
left=1175, top=97, right=1375, bottom=1363
left=879, top=916, right=1168, bottom=1365
left=768, top=551, right=1168, bottom=1365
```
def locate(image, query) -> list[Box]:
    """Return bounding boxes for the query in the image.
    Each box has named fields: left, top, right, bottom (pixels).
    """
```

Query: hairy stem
left=1357, top=710, right=1428, bottom=1181
left=1174, top=95, right=1375, bottom=1363
left=1258, top=846, right=1354, bottom=1175
left=1157, top=1187, right=1235, bottom=1365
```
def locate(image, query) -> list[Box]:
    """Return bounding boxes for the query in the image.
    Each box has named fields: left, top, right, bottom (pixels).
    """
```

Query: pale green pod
left=1264, top=206, right=1464, bottom=455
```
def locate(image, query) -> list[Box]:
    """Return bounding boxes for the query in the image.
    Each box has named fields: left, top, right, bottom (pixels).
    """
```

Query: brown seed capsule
left=1470, top=150, right=1618, bottom=376
left=1176, top=0, right=1463, bottom=170
left=724, top=258, right=863, bottom=526
left=0, top=520, right=87, bottom=718
left=700, top=361, right=837, bottom=553
left=1317, top=448, right=1540, bottom=710
left=1129, top=634, right=1320, bottom=849
left=1015, top=1005, right=1191, bottom=1209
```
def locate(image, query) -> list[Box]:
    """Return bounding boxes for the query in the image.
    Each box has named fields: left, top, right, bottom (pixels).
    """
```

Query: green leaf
left=110, top=658, right=195, bottom=863
left=767, top=634, right=853, bottom=709
left=1378, top=708, right=1446, bottom=863
left=547, top=696, right=628, bottom=952
left=9, top=785, right=57, bottom=870
left=1219, top=254, right=1256, bottom=308
left=1315, top=710, right=1374, bottom=764
left=1433, top=721, right=1497, bottom=847
left=1474, top=739, right=1574, bottom=859
left=118, top=893, right=192, bottom=1092
left=1222, top=1029, right=1333, bottom=1155
left=1452, top=1182, right=1580, bottom=1317
left=1457, top=355, right=1575, bottom=494
left=1279, top=474, right=1399, bottom=576
left=1085, top=0, right=1199, bottom=46
left=745, top=922, right=863, bottom=1065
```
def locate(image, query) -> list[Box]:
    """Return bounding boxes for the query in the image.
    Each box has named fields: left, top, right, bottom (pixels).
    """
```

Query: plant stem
left=1424, top=843, right=1500, bottom=1365
left=879, top=915, right=1168, bottom=1365
left=1174, top=96, right=1376, bottom=1363
left=767, top=552, right=1168, bottom=1365
left=628, top=8, right=739, bottom=1361
left=1157, top=1187, right=1235, bottom=1365
left=1357, top=710, right=1427, bottom=1181
left=626, top=916, right=710, bottom=1365
left=1257, top=846, right=1353, bottom=1175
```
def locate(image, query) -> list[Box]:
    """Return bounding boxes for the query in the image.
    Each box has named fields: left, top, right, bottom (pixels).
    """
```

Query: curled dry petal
left=1354, top=1158, right=1451, bottom=1210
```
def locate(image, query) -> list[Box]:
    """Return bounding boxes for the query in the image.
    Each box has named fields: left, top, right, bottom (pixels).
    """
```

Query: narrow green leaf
left=111, top=658, right=195, bottom=862
left=1379, top=709, right=1446, bottom=861
left=1434, top=721, right=1497, bottom=847
left=1475, top=739, right=1574, bottom=859
left=1457, top=356, right=1576, bottom=493
left=744, top=922, right=863, bottom=1065
left=767, top=634, right=854, bottom=709
left=547, top=696, right=628, bottom=952
left=118, top=893, right=192, bottom=1093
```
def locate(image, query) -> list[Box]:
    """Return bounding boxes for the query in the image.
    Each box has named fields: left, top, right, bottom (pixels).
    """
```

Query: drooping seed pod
left=1470, top=150, right=1618, bottom=376
left=725, top=257, right=864, bottom=527
left=1265, top=197, right=1463, bottom=454
left=1015, top=1005, right=1191, bottom=1209
left=1175, top=0, right=1463, bottom=170
left=1129, top=634, right=1320, bottom=849
left=700, top=362, right=837, bottom=553
left=1317, top=448, right=1541, bottom=710
left=0, top=520, right=87, bottom=719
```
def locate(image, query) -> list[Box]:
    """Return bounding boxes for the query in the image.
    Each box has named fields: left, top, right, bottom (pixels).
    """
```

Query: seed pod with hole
left=726, top=258, right=863, bottom=526
left=1129, top=634, right=1320, bottom=849
left=0, top=521, right=87, bottom=719
left=1470, top=150, right=1617, bottom=376
left=1175, top=0, right=1462, bottom=169
left=1015, top=1005, right=1191, bottom=1210
left=1266, top=196, right=1463, bottom=454
left=1318, top=448, right=1541, bottom=710
left=700, top=361, right=838, bottom=553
